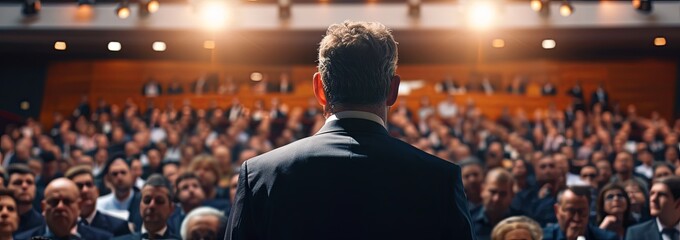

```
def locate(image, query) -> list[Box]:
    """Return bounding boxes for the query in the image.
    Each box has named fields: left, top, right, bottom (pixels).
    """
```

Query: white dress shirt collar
left=325, top=111, right=385, bottom=128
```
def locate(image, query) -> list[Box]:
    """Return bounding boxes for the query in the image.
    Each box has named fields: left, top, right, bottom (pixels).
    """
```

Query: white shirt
left=325, top=111, right=385, bottom=128
left=656, top=218, right=680, bottom=240
left=96, top=191, right=134, bottom=219
left=635, top=164, right=653, bottom=179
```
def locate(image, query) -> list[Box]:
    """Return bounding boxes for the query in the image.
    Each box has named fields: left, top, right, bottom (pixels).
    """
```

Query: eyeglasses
left=581, top=173, right=597, bottom=179
left=605, top=193, right=625, bottom=202
left=45, top=198, right=76, bottom=207
left=75, top=181, right=94, bottom=190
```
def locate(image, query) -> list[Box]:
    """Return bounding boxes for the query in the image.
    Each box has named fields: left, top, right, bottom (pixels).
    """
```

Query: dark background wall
left=0, top=60, right=48, bottom=133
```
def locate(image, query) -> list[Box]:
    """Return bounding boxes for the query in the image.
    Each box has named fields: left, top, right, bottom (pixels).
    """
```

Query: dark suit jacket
left=14, top=223, right=113, bottom=240
left=625, top=218, right=662, bottom=240
left=543, top=224, right=618, bottom=240
left=17, top=208, right=45, bottom=234
left=87, top=210, right=132, bottom=236
left=128, top=191, right=143, bottom=232
left=226, top=118, right=475, bottom=240
left=111, top=229, right=180, bottom=240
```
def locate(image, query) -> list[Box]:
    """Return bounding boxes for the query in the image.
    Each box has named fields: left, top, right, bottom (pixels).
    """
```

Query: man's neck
left=145, top=224, right=166, bottom=235
left=617, top=172, right=631, bottom=180
left=485, top=210, right=505, bottom=225
left=17, top=204, right=32, bottom=215
left=658, top=215, right=680, bottom=229
left=114, top=189, right=131, bottom=201
left=181, top=204, right=197, bottom=214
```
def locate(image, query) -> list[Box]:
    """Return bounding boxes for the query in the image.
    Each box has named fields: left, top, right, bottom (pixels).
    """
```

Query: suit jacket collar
left=316, top=118, right=389, bottom=136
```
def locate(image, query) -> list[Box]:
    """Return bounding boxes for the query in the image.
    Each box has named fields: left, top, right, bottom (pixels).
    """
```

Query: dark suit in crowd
left=14, top=223, right=113, bottom=240
left=82, top=210, right=132, bottom=237
left=543, top=224, right=618, bottom=240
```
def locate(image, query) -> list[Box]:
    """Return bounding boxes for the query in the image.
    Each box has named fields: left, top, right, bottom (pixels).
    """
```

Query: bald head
left=43, top=178, right=81, bottom=237
left=45, top=178, right=79, bottom=196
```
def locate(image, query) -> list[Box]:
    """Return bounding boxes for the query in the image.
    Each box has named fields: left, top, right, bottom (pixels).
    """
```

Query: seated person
left=543, top=186, right=617, bottom=240
left=625, top=176, right=680, bottom=240
left=179, top=207, right=227, bottom=240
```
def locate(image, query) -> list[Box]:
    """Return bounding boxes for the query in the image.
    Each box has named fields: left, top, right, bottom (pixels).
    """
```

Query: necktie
left=662, top=228, right=679, bottom=240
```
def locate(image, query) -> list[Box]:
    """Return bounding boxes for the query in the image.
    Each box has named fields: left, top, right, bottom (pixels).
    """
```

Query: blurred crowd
left=0, top=86, right=680, bottom=240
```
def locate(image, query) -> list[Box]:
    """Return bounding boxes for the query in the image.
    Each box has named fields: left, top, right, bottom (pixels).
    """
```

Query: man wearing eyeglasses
left=65, top=165, right=132, bottom=236
left=113, top=174, right=179, bottom=240
left=6, top=164, right=44, bottom=234
left=543, top=186, right=617, bottom=240
left=14, top=178, right=113, bottom=240
left=96, top=155, right=143, bottom=231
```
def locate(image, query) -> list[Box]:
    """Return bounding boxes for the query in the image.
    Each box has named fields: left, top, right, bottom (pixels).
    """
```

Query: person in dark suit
left=168, top=172, right=206, bottom=236
left=590, top=83, right=610, bottom=110
left=65, top=165, right=131, bottom=237
left=226, top=21, right=475, bottom=240
left=625, top=176, right=680, bottom=240
left=0, top=189, right=20, bottom=239
left=543, top=186, right=618, bottom=240
left=113, top=174, right=180, bottom=240
left=14, top=178, right=113, bottom=240
left=7, top=164, right=44, bottom=234
left=471, top=168, right=517, bottom=240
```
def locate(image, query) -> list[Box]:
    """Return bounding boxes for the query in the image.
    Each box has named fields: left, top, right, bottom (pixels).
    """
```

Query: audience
left=543, top=186, right=618, bottom=240
left=0, top=189, right=19, bottom=239
left=625, top=176, right=680, bottom=240
left=65, top=165, right=132, bottom=236
left=7, top=164, right=44, bottom=234
left=179, top=207, right=226, bottom=240
left=14, top=178, right=113, bottom=239
left=491, top=216, right=542, bottom=240
left=113, top=174, right=179, bottom=240
left=0, top=84, right=678, bottom=239
left=596, top=183, right=635, bottom=238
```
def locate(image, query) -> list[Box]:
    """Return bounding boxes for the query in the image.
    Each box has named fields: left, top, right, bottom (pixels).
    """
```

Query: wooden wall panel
left=39, top=60, right=677, bottom=129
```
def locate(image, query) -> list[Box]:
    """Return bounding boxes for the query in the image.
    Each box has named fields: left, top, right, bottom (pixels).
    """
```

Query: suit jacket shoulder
left=13, top=225, right=45, bottom=240
left=625, top=218, right=661, bottom=240
left=92, top=210, right=132, bottom=236
left=79, top=224, right=114, bottom=239
left=112, top=232, right=142, bottom=240
left=228, top=118, right=474, bottom=240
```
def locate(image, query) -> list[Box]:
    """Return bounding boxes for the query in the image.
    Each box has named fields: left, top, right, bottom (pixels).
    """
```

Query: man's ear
left=313, top=73, right=327, bottom=107
left=386, top=75, right=401, bottom=107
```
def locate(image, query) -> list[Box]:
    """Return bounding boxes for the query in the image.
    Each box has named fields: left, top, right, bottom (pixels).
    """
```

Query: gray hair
left=180, top=207, right=227, bottom=240
left=317, top=20, right=398, bottom=107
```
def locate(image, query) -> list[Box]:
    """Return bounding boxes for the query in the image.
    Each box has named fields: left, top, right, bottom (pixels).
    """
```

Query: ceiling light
left=115, top=0, right=130, bottom=19
left=542, top=39, right=556, bottom=49
left=108, top=41, right=122, bottom=51
left=204, top=40, right=215, bottom=49
left=250, top=72, right=263, bottom=82
left=560, top=1, right=573, bottom=17
left=654, top=37, right=666, bottom=46
left=152, top=41, right=166, bottom=51
left=468, top=2, right=496, bottom=31
left=492, top=39, right=505, bottom=48
left=54, top=41, right=66, bottom=50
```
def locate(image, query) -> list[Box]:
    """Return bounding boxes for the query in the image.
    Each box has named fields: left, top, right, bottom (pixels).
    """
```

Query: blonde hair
left=491, top=216, right=543, bottom=240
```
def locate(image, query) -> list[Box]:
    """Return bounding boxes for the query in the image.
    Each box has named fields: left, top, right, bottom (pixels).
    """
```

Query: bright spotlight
left=115, top=0, right=130, bottom=19
left=468, top=2, right=496, bottom=30
left=654, top=37, right=666, bottom=47
left=198, top=1, right=228, bottom=30
left=108, top=41, right=122, bottom=51
left=542, top=39, right=556, bottom=49
left=560, top=1, right=573, bottom=16
left=54, top=41, right=67, bottom=51
left=152, top=41, right=166, bottom=51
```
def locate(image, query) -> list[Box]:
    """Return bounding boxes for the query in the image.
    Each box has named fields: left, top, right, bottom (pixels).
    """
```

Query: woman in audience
left=596, top=183, right=635, bottom=238
left=491, top=216, right=543, bottom=240
left=622, top=180, right=650, bottom=223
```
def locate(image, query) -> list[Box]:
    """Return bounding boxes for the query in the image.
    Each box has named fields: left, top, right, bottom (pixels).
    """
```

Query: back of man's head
left=317, top=21, right=398, bottom=107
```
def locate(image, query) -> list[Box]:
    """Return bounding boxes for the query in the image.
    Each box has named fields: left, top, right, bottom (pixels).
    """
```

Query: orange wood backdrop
left=40, top=59, right=677, bottom=128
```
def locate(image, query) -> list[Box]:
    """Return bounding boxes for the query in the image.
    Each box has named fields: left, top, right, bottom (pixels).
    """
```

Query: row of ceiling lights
left=22, top=0, right=655, bottom=20
left=49, top=37, right=668, bottom=52
left=52, top=40, right=218, bottom=51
